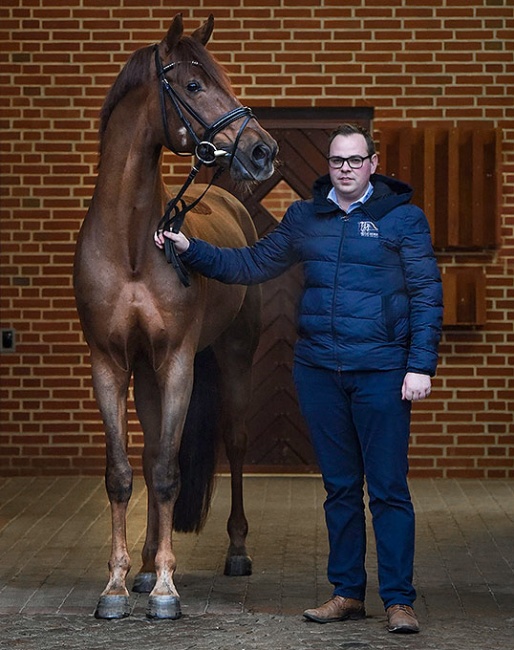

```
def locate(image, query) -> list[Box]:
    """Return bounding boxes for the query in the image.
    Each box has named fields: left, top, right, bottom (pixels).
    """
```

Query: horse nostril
left=252, top=144, right=270, bottom=166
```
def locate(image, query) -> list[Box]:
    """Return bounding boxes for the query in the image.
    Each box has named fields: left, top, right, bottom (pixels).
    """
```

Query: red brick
left=1, top=2, right=512, bottom=478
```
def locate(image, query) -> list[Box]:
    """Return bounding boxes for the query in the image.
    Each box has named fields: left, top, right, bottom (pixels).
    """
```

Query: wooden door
left=200, top=107, right=373, bottom=472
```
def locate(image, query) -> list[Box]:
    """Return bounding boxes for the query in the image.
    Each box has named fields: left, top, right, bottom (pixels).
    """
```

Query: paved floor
left=0, top=475, right=513, bottom=649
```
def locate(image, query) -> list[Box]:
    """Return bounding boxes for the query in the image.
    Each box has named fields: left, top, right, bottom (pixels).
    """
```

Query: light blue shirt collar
left=328, top=182, right=374, bottom=213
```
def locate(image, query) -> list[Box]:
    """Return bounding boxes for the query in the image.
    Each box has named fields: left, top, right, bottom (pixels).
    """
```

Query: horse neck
left=91, top=94, right=168, bottom=242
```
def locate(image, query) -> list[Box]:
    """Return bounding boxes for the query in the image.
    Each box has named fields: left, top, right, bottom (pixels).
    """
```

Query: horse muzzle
left=223, top=139, right=277, bottom=182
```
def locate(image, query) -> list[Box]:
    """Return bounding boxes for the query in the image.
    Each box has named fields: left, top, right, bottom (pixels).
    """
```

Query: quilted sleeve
left=179, top=202, right=302, bottom=285
left=399, top=206, right=444, bottom=376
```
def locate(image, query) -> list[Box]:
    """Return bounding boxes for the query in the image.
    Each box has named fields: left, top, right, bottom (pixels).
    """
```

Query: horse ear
left=163, top=13, right=184, bottom=54
left=191, top=14, right=214, bottom=46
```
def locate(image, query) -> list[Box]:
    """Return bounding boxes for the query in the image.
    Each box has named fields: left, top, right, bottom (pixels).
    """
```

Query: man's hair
left=328, top=123, right=376, bottom=156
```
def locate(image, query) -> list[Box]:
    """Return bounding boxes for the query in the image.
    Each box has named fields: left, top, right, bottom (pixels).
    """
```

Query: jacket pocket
left=382, top=293, right=409, bottom=342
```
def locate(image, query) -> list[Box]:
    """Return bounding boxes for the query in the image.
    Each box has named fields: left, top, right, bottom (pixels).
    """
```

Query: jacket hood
left=312, top=172, right=413, bottom=221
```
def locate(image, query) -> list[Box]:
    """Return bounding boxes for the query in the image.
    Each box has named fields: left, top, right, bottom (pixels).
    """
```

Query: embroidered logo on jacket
left=359, top=220, right=379, bottom=237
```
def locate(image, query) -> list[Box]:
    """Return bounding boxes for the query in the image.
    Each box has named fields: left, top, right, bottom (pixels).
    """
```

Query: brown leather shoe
left=386, top=604, right=420, bottom=633
left=303, top=596, right=365, bottom=623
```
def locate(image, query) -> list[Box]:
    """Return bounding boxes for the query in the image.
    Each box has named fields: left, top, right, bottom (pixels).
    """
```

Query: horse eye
left=186, top=81, right=202, bottom=93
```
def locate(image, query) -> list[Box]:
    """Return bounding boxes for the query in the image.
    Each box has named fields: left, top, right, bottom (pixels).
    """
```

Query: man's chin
left=337, top=181, right=356, bottom=193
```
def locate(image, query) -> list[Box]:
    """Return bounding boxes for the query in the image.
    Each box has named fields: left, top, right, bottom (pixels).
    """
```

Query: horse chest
left=83, top=279, right=194, bottom=345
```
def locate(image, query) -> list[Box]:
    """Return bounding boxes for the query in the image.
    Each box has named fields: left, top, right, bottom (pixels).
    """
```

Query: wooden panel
left=448, top=127, right=461, bottom=247
left=422, top=128, right=437, bottom=236
left=377, top=126, right=500, bottom=250
left=442, top=268, right=486, bottom=327
left=432, top=128, right=451, bottom=248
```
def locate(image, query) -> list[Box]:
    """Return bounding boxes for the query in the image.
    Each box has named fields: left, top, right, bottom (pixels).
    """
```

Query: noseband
left=153, top=46, right=254, bottom=285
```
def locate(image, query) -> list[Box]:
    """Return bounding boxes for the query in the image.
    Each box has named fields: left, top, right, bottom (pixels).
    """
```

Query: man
left=155, top=124, right=443, bottom=634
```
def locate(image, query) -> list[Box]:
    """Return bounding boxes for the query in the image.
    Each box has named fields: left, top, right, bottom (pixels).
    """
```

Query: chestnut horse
left=73, top=14, right=276, bottom=620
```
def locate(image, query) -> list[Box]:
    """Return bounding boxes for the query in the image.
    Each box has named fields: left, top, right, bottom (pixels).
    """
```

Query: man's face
left=328, top=133, right=378, bottom=206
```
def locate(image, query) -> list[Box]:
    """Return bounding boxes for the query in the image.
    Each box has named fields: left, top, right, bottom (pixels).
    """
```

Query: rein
left=156, top=162, right=223, bottom=287
left=154, top=46, right=253, bottom=286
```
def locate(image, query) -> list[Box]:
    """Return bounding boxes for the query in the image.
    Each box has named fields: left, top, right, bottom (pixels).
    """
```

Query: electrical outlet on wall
left=1, top=329, right=16, bottom=353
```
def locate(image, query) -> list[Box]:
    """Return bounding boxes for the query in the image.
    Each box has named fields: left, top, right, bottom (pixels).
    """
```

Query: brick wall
left=1, top=1, right=513, bottom=478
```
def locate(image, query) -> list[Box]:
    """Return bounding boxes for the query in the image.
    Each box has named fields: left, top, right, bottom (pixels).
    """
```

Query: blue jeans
left=293, top=363, right=416, bottom=609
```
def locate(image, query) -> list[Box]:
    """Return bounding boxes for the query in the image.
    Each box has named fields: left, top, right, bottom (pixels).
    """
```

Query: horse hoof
left=132, top=572, right=157, bottom=593
left=94, top=594, right=131, bottom=619
left=146, top=595, right=181, bottom=620
left=224, top=554, right=252, bottom=576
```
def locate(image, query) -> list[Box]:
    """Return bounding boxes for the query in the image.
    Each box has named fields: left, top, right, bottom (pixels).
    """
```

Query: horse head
left=156, top=14, right=277, bottom=182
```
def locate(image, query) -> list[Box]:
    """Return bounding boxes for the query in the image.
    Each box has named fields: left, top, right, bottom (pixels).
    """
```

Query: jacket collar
left=312, top=173, right=413, bottom=220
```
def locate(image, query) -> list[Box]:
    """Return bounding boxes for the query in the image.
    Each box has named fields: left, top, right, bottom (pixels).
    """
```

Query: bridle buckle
left=195, top=141, right=229, bottom=166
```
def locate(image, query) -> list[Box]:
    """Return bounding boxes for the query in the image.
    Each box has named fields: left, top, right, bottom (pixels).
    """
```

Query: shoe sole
left=388, top=625, right=419, bottom=634
left=303, top=611, right=366, bottom=624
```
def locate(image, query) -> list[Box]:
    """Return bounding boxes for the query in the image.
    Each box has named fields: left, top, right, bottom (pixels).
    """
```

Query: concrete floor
left=0, top=475, right=513, bottom=649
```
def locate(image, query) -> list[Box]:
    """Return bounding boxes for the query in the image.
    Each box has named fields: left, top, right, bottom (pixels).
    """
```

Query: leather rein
left=154, top=45, right=253, bottom=286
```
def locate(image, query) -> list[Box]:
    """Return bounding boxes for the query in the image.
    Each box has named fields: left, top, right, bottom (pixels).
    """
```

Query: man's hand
left=154, top=229, right=190, bottom=253
left=402, top=372, right=432, bottom=401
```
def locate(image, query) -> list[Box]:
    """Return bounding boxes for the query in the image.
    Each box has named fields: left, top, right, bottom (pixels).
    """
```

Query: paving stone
left=0, top=476, right=513, bottom=649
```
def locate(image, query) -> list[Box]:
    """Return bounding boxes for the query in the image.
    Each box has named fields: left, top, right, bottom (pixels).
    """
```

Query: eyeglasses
left=327, top=155, right=372, bottom=170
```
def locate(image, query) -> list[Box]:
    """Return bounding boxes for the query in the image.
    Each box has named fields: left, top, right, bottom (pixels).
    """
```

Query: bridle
left=153, top=45, right=254, bottom=286
left=154, top=46, right=253, bottom=165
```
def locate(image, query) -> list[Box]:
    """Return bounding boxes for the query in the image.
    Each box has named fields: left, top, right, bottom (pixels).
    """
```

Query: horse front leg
left=131, top=484, right=159, bottom=594
left=131, top=356, right=161, bottom=594
left=145, top=361, right=194, bottom=620
left=90, top=354, right=133, bottom=620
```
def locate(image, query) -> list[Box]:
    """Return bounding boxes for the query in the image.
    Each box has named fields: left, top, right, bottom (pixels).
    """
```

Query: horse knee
left=152, top=465, right=180, bottom=503
left=105, top=464, right=133, bottom=503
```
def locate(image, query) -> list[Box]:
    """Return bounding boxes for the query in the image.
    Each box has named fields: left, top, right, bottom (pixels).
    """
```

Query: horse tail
left=173, top=346, right=220, bottom=533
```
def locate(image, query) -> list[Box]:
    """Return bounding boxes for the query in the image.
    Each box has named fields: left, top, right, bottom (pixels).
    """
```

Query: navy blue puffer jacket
left=181, top=173, right=443, bottom=376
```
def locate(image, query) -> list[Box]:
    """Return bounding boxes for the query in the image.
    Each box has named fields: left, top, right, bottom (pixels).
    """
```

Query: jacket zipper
left=332, top=211, right=349, bottom=371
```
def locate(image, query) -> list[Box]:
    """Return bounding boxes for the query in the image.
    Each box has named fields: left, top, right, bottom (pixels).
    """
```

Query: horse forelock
left=172, top=37, right=233, bottom=94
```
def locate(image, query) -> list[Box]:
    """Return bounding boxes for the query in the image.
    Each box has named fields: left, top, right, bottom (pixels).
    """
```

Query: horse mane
left=98, top=35, right=234, bottom=162
left=98, top=45, right=153, bottom=158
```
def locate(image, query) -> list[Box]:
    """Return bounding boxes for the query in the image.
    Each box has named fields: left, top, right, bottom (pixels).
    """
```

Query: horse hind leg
left=215, top=287, right=261, bottom=577
left=220, top=407, right=254, bottom=574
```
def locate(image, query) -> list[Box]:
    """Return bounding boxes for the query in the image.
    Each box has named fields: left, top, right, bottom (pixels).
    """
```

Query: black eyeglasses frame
left=327, top=154, right=373, bottom=170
